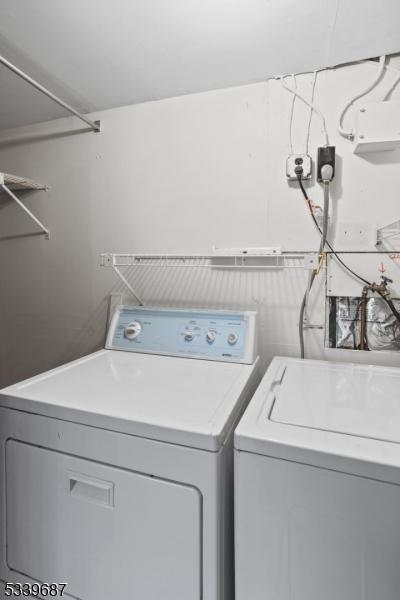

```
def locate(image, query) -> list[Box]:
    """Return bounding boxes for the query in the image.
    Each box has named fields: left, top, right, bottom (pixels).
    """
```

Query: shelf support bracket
left=0, top=54, right=101, bottom=133
left=1, top=183, right=50, bottom=239
left=112, top=264, right=144, bottom=306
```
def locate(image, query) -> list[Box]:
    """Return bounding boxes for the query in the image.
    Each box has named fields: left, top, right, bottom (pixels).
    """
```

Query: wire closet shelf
left=100, top=251, right=320, bottom=305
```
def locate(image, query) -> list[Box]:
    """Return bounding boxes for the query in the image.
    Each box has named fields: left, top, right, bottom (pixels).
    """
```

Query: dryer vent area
left=327, top=296, right=400, bottom=352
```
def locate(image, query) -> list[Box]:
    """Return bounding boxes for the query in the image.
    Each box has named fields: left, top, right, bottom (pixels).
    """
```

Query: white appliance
left=235, top=356, right=400, bottom=600
left=0, top=306, right=259, bottom=600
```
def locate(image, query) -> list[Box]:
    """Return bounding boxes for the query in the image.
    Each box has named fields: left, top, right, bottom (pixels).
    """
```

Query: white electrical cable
left=337, top=55, right=386, bottom=139
left=365, top=58, right=400, bottom=89
left=378, top=62, right=400, bottom=74
left=360, top=60, right=400, bottom=100
left=299, top=180, right=331, bottom=359
left=281, top=75, right=329, bottom=146
left=305, top=71, right=318, bottom=154
left=288, top=74, right=297, bottom=154
left=381, top=69, right=400, bottom=101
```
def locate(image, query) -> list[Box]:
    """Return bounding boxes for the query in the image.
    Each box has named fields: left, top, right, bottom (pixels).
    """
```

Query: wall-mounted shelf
left=0, top=172, right=49, bottom=238
left=0, top=53, right=99, bottom=241
left=100, top=251, right=319, bottom=306
left=0, top=172, right=47, bottom=192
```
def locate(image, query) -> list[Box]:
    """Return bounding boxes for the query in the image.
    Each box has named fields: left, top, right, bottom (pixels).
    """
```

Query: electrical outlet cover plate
left=286, top=154, right=312, bottom=181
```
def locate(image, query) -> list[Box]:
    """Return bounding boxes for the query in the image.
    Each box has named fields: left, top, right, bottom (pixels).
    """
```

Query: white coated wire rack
left=0, top=173, right=47, bottom=191
left=100, top=251, right=320, bottom=305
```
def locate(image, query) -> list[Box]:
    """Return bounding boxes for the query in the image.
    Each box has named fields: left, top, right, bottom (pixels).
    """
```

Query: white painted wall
left=0, top=57, right=400, bottom=386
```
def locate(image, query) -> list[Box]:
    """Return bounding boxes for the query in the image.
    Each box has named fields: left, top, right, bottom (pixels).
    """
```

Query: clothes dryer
left=0, top=306, right=259, bottom=600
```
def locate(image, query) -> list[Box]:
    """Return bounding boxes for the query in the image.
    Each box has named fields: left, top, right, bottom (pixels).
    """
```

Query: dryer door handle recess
left=68, top=472, right=115, bottom=508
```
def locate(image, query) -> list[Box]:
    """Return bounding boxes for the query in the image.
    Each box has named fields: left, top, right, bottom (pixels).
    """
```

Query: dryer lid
left=270, top=360, right=400, bottom=443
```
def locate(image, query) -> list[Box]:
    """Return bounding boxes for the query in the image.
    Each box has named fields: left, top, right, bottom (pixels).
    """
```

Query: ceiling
left=0, top=0, right=399, bottom=130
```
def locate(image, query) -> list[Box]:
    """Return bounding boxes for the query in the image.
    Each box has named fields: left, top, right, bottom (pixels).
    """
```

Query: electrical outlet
left=317, top=146, right=335, bottom=182
left=286, top=154, right=312, bottom=181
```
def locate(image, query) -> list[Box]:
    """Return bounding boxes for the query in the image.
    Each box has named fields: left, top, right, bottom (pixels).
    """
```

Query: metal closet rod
left=0, top=54, right=100, bottom=132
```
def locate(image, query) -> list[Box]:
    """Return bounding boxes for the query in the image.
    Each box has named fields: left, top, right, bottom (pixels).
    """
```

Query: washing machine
left=235, top=356, right=400, bottom=600
left=0, top=306, right=259, bottom=600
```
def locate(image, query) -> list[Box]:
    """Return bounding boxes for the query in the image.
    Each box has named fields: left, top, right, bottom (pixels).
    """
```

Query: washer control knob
left=227, top=332, right=238, bottom=345
left=206, top=330, right=216, bottom=344
left=184, top=331, right=195, bottom=342
left=124, top=321, right=142, bottom=340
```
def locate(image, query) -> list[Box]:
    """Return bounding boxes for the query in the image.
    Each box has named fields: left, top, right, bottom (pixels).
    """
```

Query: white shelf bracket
left=111, top=263, right=144, bottom=306
left=1, top=182, right=50, bottom=239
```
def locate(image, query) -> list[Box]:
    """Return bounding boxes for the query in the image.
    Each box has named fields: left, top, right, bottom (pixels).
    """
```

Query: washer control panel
left=106, top=307, right=257, bottom=363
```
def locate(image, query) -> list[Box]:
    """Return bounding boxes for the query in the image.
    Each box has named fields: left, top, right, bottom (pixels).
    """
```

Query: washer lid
left=235, top=357, right=400, bottom=482
left=270, top=360, right=400, bottom=443
left=0, top=350, right=258, bottom=451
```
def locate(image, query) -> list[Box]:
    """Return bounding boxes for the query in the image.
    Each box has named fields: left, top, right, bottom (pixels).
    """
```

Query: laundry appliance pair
left=1, top=305, right=400, bottom=600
